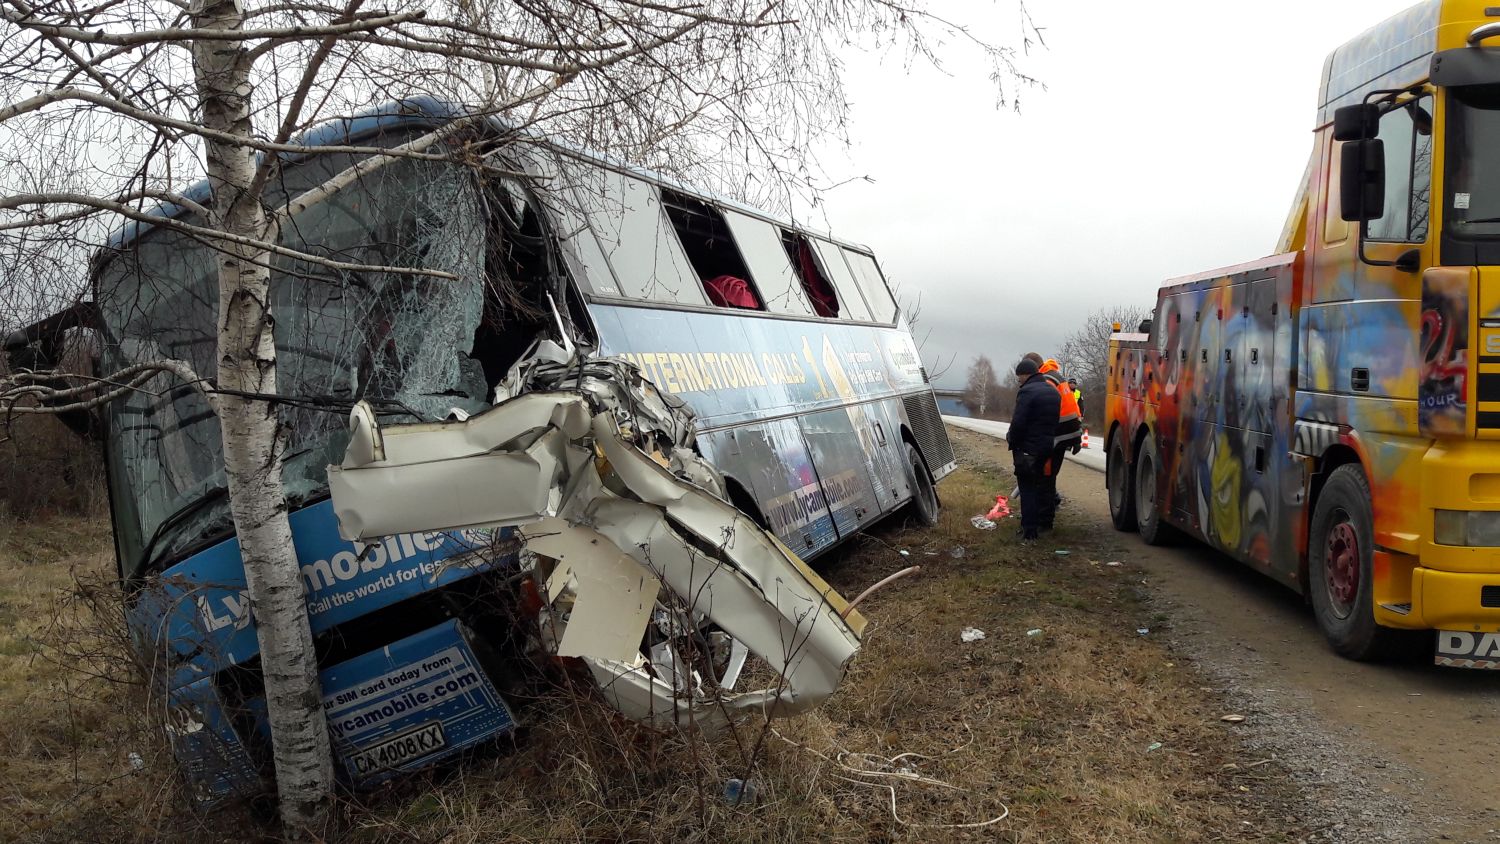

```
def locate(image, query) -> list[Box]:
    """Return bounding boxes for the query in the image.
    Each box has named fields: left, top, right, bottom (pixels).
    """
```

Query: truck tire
left=904, top=442, right=941, bottom=527
left=1134, top=436, right=1175, bottom=545
left=1107, top=434, right=1137, bottom=532
left=1308, top=464, right=1397, bottom=660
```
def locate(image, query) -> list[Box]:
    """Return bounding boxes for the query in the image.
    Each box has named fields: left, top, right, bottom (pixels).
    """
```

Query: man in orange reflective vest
left=1024, top=354, right=1082, bottom=532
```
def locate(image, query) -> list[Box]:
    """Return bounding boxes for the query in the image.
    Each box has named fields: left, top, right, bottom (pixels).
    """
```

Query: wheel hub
left=1325, top=519, right=1359, bottom=617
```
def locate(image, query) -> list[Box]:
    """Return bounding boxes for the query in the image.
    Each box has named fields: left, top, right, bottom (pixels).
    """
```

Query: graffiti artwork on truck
left=1109, top=0, right=1500, bottom=667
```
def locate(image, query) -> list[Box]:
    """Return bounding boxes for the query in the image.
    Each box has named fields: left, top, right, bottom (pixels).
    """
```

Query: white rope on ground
left=771, top=721, right=1010, bottom=830
left=832, top=775, right=1010, bottom=830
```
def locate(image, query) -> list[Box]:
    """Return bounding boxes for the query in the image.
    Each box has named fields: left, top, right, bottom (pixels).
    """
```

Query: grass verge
left=0, top=426, right=1310, bottom=842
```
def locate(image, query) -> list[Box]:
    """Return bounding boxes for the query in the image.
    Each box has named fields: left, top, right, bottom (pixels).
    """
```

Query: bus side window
left=781, top=230, right=840, bottom=318
left=724, top=211, right=816, bottom=316
left=566, top=167, right=707, bottom=306
left=660, top=188, right=764, bottom=310
left=811, top=239, right=874, bottom=321
left=840, top=249, right=897, bottom=324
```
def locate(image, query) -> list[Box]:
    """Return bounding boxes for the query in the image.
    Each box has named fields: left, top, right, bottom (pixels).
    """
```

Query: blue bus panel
left=132, top=499, right=508, bottom=690
left=320, top=619, right=515, bottom=784
left=591, top=303, right=930, bottom=555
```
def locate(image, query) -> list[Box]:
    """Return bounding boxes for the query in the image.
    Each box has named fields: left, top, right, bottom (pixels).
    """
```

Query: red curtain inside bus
left=704, top=275, right=762, bottom=309
left=795, top=242, right=839, bottom=318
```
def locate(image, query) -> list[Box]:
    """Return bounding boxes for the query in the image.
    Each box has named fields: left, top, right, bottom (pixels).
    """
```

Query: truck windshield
left=1446, top=84, right=1500, bottom=235
left=97, top=157, right=490, bottom=579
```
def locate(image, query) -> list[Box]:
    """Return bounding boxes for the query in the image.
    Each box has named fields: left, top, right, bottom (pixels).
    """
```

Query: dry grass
left=0, top=427, right=1310, bottom=842
left=0, top=516, right=204, bottom=842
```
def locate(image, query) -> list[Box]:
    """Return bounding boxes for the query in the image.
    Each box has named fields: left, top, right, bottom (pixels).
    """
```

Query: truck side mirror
left=1332, top=103, right=1380, bottom=141
left=1340, top=139, right=1385, bottom=223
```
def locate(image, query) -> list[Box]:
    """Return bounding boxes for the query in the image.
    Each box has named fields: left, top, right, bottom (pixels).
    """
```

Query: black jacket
left=1009, top=373, right=1061, bottom=456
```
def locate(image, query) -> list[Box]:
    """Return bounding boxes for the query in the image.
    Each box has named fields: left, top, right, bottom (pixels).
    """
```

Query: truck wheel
left=1308, top=464, right=1395, bottom=660
left=1134, top=436, right=1175, bottom=545
left=904, top=442, right=941, bottom=527
left=1107, top=434, right=1137, bottom=532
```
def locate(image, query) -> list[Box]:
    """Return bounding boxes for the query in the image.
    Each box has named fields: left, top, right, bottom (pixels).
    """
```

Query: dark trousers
left=1039, top=443, right=1069, bottom=528
left=1014, top=454, right=1046, bottom=537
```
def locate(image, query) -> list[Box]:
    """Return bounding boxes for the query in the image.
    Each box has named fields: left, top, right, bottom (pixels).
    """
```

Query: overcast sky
left=802, top=0, right=1417, bottom=387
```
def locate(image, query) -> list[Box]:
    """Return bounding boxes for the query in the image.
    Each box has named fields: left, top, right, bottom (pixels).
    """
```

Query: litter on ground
left=986, top=494, right=1010, bottom=520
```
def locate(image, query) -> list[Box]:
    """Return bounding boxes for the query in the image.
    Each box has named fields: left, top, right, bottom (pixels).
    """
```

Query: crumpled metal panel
left=326, top=346, right=864, bottom=729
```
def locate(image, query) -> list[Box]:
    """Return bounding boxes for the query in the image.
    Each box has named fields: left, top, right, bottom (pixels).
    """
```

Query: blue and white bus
left=5, top=99, right=955, bottom=803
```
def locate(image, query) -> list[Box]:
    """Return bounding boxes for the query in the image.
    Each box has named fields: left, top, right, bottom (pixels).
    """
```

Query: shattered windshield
left=98, top=157, right=490, bottom=578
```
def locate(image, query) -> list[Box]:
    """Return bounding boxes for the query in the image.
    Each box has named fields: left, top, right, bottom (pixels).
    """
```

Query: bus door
left=798, top=406, right=885, bottom=540
left=852, top=398, right=914, bottom=515
left=799, top=323, right=906, bottom=539
left=698, top=420, right=841, bottom=557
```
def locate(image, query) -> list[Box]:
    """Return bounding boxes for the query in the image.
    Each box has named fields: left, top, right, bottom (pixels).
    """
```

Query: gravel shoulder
left=949, top=423, right=1500, bottom=844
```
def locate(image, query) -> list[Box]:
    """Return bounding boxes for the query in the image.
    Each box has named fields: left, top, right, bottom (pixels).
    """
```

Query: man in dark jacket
left=1007, top=357, right=1061, bottom=542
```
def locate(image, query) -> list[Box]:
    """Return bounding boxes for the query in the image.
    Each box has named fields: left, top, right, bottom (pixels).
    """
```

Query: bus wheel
left=1309, top=464, right=1393, bottom=660
left=1134, top=437, right=1174, bottom=545
left=1107, top=435, right=1137, bottom=532
left=904, top=443, right=941, bottom=527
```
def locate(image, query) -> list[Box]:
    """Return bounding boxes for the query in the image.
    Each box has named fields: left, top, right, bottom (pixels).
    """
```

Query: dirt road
left=950, top=424, right=1500, bottom=843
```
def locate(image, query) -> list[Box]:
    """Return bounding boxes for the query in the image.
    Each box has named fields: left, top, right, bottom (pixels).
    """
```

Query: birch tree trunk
left=191, top=0, right=332, bottom=830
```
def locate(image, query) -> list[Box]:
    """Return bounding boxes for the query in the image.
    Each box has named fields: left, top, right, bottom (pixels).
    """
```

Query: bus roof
left=100, top=97, right=873, bottom=259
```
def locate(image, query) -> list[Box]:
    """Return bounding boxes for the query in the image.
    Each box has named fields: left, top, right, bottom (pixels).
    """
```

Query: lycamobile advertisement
left=320, top=619, right=515, bottom=783
left=134, top=499, right=507, bottom=687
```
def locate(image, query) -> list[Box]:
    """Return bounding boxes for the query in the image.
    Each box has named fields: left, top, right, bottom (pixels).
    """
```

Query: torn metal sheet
left=327, top=347, right=865, bottom=729
left=540, top=535, right=659, bottom=664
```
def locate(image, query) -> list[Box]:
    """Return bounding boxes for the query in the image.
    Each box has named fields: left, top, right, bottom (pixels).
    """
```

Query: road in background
left=942, top=415, right=1106, bottom=472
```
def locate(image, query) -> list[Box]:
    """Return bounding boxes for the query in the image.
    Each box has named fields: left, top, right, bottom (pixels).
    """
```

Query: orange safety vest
left=1039, top=360, right=1081, bottom=420
left=1039, top=359, right=1082, bottom=446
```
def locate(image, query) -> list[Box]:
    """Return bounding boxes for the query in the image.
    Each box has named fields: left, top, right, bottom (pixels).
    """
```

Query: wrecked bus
left=3, top=99, right=954, bottom=803
left=1106, top=1, right=1500, bottom=668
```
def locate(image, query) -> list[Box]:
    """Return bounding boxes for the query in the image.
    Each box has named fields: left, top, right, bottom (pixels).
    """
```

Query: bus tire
left=1134, top=436, right=1175, bottom=545
left=1308, top=464, right=1395, bottom=660
left=1107, top=434, right=1137, bottom=532
left=904, top=442, right=941, bottom=527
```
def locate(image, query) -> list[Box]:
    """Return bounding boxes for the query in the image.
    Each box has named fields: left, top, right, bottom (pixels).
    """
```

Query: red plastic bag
left=986, top=495, right=1010, bottom=520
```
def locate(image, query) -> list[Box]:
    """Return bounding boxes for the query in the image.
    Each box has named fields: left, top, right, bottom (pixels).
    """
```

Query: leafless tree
left=1055, top=304, right=1151, bottom=429
left=963, top=354, right=1016, bottom=419
left=0, top=0, right=1038, bottom=832
left=901, top=289, right=953, bottom=382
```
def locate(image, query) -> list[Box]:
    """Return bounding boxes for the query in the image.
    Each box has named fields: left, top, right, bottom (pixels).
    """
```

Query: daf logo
left=1438, top=630, right=1500, bottom=659
left=1487, top=334, right=1500, bottom=356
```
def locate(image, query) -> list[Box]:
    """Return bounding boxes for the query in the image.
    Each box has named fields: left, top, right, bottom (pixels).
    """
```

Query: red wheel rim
left=1325, top=516, right=1359, bottom=618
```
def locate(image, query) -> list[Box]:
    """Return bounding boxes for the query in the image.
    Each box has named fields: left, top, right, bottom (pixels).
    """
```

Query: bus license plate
left=351, top=722, right=447, bottom=778
left=1434, top=631, right=1500, bottom=668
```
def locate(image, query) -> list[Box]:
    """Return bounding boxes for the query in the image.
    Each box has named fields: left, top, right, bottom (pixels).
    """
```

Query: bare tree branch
left=1, top=359, right=209, bottom=415
left=1, top=191, right=461, bottom=279
left=2, top=5, right=427, bottom=48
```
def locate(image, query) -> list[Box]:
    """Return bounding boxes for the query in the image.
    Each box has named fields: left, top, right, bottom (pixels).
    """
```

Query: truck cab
left=1107, top=0, right=1500, bottom=667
